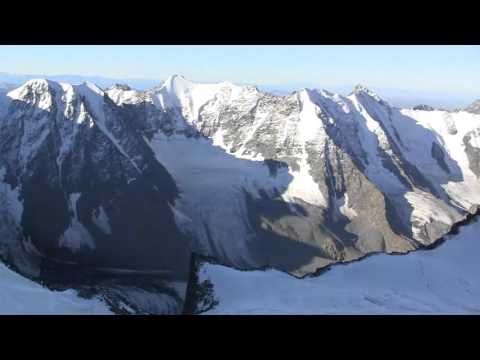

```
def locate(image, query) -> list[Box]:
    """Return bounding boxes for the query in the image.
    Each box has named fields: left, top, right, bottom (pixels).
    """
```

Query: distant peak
left=161, top=74, right=193, bottom=92
left=351, top=84, right=383, bottom=102
left=23, top=78, right=61, bottom=93
left=298, top=87, right=314, bottom=95
left=353, top=84, right=368, bottom=92
left=164, top=74, right=188, bottom=84
left=413, top=104, right=435, bottom=111
left=25, top=78, right=50, bottom=87
left=108, top=83, right=132, bottom=91
left=112, top=84, right=132, bottom=91
left=7, top=78, right=59, bottom=101
left=170, top=74, right=186, bottom=80
left=319, top=89, right=335, bottom=97
left=353, top=84, right=375, bottom=95
left=81, top=80, right=101, bottom=88
left=77, top=81, right=104, bottom=95
left=464, top=99, right=480, bottom=114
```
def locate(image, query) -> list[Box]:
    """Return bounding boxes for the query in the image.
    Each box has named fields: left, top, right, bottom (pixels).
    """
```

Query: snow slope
left=199, top=218, right=480, bottom=314
left=0, top=263, right=112, bottom=315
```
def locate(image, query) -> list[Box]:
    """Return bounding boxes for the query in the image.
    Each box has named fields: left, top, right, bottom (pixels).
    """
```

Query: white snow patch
left=282, top=159, right=327, bottom=207
left=59, top=193, right=95, bottom=252
left=0, top=263, right=111, bottom=315
left=338, top=192, right=357, bottom=220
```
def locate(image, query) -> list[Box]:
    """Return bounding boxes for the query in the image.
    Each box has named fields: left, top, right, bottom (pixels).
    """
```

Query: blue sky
left=0, top=45, right=479, bottom=107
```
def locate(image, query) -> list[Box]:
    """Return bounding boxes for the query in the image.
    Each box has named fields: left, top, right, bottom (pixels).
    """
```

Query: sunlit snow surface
left=200, top=218, right=480, bottom=314
left=0, top=264, right=112, bottom=315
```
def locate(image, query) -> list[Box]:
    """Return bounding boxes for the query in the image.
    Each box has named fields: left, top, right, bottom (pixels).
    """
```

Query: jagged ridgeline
left=0, top=76, right=479, bottom=314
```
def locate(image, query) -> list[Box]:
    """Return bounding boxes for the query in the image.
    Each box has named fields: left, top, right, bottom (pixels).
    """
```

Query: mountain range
left=0, top=75, right=479, bottom=314
left=0, top=72, right=161, bottom=91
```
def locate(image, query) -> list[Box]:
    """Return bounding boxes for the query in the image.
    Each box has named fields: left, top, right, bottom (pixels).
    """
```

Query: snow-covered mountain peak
left=351, top=84, right=384, bottom=103
left=304, top=88, right=353, bottom=117
left=152, top=75, right=246, bottom=121
left=162, top=74, right=190, bottom=92
left=160, top=74, right=242, bottom=96
left=316, top=88, right=348, bottom=103
left=107, top=83, right=132, bottom=91
left=317, top=88, right=334, bottom=97
left=7, top=78, right=56, bottom=101
left=6, top=79, right=105, bottom=108
left=5, top=78, right=67, bottom=113
left=72, top=82, right=107, bottom=122
left=105, top=85, right=143, bottom=106
left=296, top=89, right=329, bottom=136
left=353, top=83, right=372, bottom=93
left=20, top=78, right=52, bottom=89
left=299, top=87, right=329, bottom=101
left=76, top=81, right=104, bottom=96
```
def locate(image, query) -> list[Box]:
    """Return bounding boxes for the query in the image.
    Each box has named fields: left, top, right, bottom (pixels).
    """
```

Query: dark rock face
left=431, top=142, right=450, bottom=174
left=182, top=254, right=219, bottom=314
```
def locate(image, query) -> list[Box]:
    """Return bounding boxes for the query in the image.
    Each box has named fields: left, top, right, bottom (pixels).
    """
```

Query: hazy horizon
left=1, top=71, right=475, bottom=110
left=1, top=43, right=479, bottom=110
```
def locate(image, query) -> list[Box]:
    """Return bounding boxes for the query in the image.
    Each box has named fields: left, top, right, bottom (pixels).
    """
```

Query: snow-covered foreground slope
left=198, top=218, right=480, bottom=314
left=0, top=263, right=111, bottom=315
